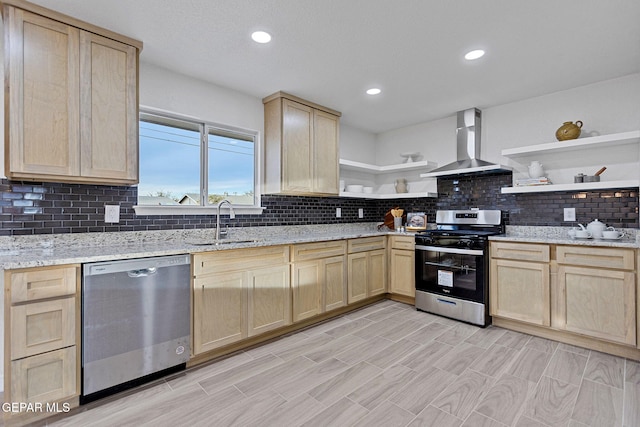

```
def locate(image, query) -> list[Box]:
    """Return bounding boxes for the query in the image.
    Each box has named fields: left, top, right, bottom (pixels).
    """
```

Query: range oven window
left=415, top=247, right=485, bottom=302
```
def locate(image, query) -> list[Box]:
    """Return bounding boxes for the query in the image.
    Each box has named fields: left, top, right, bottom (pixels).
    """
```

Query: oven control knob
left=458, top=239, right=474, bottom=249
left=420, top=236, right=434, bottom=245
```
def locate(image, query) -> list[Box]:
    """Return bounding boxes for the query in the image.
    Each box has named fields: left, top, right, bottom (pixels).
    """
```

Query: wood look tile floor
left=48, top=300, right=640, bottom=427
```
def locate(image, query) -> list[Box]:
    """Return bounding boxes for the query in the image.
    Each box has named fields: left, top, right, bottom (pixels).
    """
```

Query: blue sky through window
left=138, top=120, right=255, bottom=205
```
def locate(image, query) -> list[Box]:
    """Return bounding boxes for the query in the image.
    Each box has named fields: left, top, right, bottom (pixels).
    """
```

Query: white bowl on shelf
left=400, top=152, right=421, bottom=163
left=345, top=184, right=363, bottom=193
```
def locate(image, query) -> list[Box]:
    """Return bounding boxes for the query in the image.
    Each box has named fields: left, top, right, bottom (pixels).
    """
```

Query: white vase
left=394, top=179, right=408, bottom=193
left=528, top=161, right=545, bottom=178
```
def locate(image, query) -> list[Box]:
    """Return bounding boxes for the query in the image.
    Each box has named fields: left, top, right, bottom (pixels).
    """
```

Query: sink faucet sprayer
left=216, top=199, right=235, bottom=240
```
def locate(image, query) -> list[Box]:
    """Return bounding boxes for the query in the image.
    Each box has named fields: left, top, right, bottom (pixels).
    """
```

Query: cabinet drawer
left=10, top=346, right=77, bottom=403
left=292, top=240, right=346, bottom=261
left=11, top=297, right=76, bottom=360
left=390, top=235, right=414, bottom=250
left=8, top=265, right=77, bottom=304
left=348, top=236, right=386, bottom=253
left=557, top=246, right=635, bottom=270
left=194, top=245, right=289, bottom=276
left=490, top=242, right=550, bottom=263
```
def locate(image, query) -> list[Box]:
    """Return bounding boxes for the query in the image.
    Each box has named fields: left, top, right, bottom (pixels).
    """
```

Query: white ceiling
left=27, top=0, right=640, bottom=134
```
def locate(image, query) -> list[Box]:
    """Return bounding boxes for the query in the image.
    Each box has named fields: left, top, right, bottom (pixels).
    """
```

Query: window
left=137, top=111, right=259, bottom=211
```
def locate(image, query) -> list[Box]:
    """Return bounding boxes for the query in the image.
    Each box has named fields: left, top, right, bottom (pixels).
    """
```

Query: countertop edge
left=489, top=234, right=640, bottom=248
left=0, top=229, right=416, bottom=270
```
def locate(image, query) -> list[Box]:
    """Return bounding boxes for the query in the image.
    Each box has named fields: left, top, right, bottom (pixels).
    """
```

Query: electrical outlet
left=358, top=208, right=364, bottom=219
left=336, top=207, right=341, bottom=218
left=105, top=205, right=120, bottom=223
left=563, top=207, right=576, bottom=222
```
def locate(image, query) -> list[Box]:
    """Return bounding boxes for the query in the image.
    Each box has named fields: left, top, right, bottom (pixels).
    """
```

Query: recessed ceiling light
left=251, top=31, right=272, bottom=44
left=464, top=49, right=485, bottom=60
left=366, top=88, right=381, bottom=95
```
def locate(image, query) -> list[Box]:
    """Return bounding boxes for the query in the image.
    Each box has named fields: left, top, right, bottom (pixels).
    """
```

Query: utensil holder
left=393, top=217, right=402, bottom=229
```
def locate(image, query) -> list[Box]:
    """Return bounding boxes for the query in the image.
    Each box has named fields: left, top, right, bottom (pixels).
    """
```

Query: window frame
left=133, top=107, right=264, bottom=216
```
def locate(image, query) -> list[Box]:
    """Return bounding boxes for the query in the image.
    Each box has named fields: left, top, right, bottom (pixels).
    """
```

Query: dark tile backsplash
left=0, top=174, right=637, bottom=236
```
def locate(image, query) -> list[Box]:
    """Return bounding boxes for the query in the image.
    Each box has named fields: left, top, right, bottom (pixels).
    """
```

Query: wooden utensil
left=594, top=166, right=606, bottom=176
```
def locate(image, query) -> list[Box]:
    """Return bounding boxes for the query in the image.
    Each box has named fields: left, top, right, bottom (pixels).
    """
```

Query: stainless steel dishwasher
left=81, top=254, right=190, bottom=402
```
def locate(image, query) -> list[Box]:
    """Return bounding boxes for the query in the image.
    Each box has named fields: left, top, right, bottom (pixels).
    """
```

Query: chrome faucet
left=215, top=199, right=235, bottom=240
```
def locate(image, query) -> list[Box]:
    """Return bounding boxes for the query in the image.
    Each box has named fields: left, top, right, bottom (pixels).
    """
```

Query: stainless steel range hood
left=421, top=108, right=511, bottom=177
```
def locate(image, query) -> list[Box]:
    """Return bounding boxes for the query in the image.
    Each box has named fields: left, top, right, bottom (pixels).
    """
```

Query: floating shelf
left=339, top=191, right=437, bottom=199
left=501, top=180, right=639, bottom=194
left=339, top=158, right=437, bottom=174
left=501, top=130, right=640, bottom=158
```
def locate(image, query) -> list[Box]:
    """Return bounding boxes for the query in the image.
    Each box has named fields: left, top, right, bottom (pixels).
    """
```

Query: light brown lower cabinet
left=389, top=236, right=415, bottom=298
left=4, top=264, right=80, bottom=413
left=11, top=297, right=76, bottom=360
left=247, top=265, right=292, bottom=337
left=555, top=254, right=636, bottom=346
left=11, top=346, right=77, bottom=404
left=490, top=258, right=550, bottom=326
left=192, top=246, right=291, bottom=355
left=489, top=241, right=638, bottom=350
left=291, top=241, right=347, bottom=322
left=347, top=242, right=387, bottom=303
left=193, top=271, right=245, bottom=353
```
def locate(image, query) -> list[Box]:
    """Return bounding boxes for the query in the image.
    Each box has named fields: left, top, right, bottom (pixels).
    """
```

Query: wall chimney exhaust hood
left=421, top=108, right=511, bottom=177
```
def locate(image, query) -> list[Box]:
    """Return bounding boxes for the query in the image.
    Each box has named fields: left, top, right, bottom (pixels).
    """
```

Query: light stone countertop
left=0, top=223, right=415, bottom=269
left=490, top=225, right=640, bottom=248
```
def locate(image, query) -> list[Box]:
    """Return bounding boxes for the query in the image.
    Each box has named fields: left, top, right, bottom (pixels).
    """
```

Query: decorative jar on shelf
left=555, top=120, right=583, bottom=141
left=527, top=161, right=545, bottom=178
left=394, top=179, right=408, bottom=193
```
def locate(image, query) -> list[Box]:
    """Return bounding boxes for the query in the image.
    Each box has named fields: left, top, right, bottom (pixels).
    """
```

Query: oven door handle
left=415, top=245, right=484, bottom=256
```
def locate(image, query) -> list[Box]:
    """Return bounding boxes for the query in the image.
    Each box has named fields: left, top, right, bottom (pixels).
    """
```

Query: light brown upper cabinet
left=263, top=92, right=340, bottom=195
left=3, top=1, right=141, bottom=184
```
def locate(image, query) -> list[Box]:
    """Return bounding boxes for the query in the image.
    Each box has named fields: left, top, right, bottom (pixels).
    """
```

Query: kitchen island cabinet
left=3, top=1, right=140, bottom=185
left=263, top=92, right=340, bottom=195
left=192, top=246, right=291, bottom=355
left=3, top=264, right=80, bottom=421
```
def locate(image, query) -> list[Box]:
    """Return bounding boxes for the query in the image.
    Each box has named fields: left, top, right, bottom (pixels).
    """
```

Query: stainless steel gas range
left=414, top=210, right=504, bottom=327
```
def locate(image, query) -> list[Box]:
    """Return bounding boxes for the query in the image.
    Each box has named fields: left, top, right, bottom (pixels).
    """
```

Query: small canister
left=574, top=173, right=584, bottom=183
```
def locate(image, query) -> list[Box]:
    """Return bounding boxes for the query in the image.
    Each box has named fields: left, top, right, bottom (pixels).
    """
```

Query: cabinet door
left=368, top=249, right=387, bottom=296
left=323, top=255, right=347, bottom=312
left=11, top=297, right=76, bottom=360
left=489, top=259, right=550, bottom=326
left=557, top=265, right=636, bottom=346
left=282, top=99, right=313, bottom=193
left=247, top=265, right=291, bottom=337
left=193, top=272, right=246, bottom=354
left=390, top=249, right=415, bottom=297
left=312, top=109, right=339, bottom=194
left=5, top=7, right=80, bottom=179
left=79, top=31, right=138, bottom=183
left=347, top=253, right=368, bottom=303
left=11, top=346, right=77, bottom=404
left=292, top=261, right=323, bottom=322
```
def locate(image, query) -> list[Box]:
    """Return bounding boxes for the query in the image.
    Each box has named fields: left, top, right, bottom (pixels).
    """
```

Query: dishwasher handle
left=127, top=267, right=158, bottom=278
